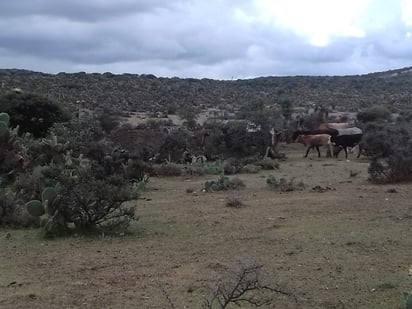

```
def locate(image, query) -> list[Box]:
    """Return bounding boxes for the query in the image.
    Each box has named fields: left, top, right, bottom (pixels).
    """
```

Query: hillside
left=1, top=67, right=412, bottom=115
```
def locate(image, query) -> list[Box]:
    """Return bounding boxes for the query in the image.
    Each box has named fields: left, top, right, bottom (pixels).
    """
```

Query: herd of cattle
left=292, top=122, right=364, bottom=158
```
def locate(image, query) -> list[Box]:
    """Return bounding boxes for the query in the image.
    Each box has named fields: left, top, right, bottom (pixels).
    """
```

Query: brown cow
left=296, top=134, right=333, bottom=157
left=318, top=122, right=352, bottom=130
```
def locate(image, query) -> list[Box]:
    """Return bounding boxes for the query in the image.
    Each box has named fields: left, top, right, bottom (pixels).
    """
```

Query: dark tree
left=0, top=91, right=69, bottom=137
left=357, top=106, right=392, bottom=123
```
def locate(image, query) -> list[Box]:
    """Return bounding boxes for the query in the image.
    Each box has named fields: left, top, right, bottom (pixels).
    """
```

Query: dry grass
left=1, top=144, right=411, bottom=308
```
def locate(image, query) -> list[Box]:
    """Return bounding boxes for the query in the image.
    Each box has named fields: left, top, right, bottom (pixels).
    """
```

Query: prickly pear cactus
left=42, top=187, right=57, bottom=205
left=404, top=292, right=412, bottom=309
left=25, top=200, right=45, bottom=217
left=25, top=187, right=66, bottom=237
left=25, top=187, right=58, bottom=218
left=204, top=181, right=211, bottom=190
left=0, top=121, right=8, bottom=138
left=0, top=112, right=9, bottom=126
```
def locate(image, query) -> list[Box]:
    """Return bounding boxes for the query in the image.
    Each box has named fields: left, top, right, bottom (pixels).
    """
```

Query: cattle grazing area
left=1, top=145, right=411, bottom=309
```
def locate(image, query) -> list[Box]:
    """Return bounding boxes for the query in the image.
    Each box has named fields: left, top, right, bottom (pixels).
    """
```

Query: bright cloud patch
left=252, top=0, right=368, bottom=46
left=402, top=0, right=412, bottom=25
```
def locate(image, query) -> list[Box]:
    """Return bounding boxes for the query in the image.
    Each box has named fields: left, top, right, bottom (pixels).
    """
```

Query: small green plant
left=266, top=175, right=304, bottom=192
left=403, top=292, right=412, bottom=309
left=204, top=175, right=245, bottom=192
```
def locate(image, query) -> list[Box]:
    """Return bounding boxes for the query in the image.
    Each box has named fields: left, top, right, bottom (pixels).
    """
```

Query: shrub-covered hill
left=1, top=67, right=412, bottom=114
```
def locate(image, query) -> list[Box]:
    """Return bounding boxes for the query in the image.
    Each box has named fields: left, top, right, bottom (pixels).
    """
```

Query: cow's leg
left=357, top=144, right=362, bottom=158
left=304, top=146, right=312, bottom=157
left=316, top=146, right=321, bottom=157
left=344, top=147, right=348, bottom=158
left=327, top=143, right=333, bottom=158
left=334, top=146, right=342, bottom=158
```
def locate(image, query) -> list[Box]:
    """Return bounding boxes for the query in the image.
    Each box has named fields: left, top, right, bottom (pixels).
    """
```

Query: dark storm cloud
left=0, top=0, right=411, bottom=78
left=0, top=0, right=171, bottom=21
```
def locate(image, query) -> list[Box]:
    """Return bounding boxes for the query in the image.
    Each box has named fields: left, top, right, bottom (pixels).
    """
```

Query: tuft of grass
left=226, top=196, right=245, bottom=208
left=349, top=170, right=361, bottom=178
left=266, top=175, right=304, bottom=192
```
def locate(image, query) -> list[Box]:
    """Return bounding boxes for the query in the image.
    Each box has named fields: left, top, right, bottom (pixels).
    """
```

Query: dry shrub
left=225, top=196, right=245, bottom=208
left=153, top=163, right=182, bottom=176
left=266, top=175, right=304, bottom=192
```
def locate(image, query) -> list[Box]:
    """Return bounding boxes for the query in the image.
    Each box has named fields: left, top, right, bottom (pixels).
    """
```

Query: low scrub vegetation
left=0, top=109, right=141, bottom=236
left=203, top=175, right=245, bottom=192
left=361, top=121, right=412, bottom=183
left=266, top=175, right=304, bottom=192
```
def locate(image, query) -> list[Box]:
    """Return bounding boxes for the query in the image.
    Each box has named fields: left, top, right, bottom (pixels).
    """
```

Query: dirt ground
left=1, top=144, right=412, bottom=308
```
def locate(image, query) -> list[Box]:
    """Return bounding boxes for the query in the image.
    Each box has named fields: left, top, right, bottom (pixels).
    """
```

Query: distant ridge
left=2, top=66, right=412, bottom=79
left=1, top=66, right=412, bottom=113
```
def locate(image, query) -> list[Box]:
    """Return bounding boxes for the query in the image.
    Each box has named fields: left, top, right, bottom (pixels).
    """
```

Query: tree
left=279, top=98, right=293, bottom=126
left=238, top=99, right=281, bottom=131
left=357, top=106, right=392, bottom=124
left=98, top=109, right=120, bottom=132
left=0, top=91, right=69, bottom=137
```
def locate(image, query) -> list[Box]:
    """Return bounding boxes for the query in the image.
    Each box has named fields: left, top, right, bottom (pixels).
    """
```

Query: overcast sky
left=0, top=0, right=411, bottom=79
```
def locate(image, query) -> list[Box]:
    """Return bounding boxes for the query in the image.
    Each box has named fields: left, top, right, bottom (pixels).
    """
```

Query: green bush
left=25, top=169, right=139, bottom=237
left=0, top=91, right=69, bottom=137
left=357, top=106, right=392, bottom=123
left=363, top=122, right=412, bottom=183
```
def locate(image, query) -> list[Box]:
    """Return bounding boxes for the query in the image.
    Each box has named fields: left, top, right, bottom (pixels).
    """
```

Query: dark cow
left=330, top=127, right=363, bottom=158
left=293, top=127, right=363, bottom=159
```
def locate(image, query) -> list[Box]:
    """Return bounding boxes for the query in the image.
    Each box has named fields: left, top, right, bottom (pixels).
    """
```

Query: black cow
left=331, top=134, right=363, bottom=158
left=330, top=127, right=363, bottom=158
left=293, top=127, right=363, bottom=159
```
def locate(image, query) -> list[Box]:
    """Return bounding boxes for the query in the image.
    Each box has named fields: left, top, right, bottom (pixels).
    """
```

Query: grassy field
left=1, top=144, right=412, bottom=308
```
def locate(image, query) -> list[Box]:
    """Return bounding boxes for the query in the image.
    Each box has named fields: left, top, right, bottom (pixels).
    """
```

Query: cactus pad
left=0, top=113, right=9, bottom=126
left=405, top=293, right=412, bottom=309
left=0, top=121, right=8, bottom=137
left=41, top=187, right=57, bottom=205
left=25, top=200, right=45, bottom=217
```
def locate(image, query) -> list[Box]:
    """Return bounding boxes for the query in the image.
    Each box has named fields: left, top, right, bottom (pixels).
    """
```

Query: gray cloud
left=0, top=0, right=172, bottom=21
left=0, top=0, right=411, bottom=79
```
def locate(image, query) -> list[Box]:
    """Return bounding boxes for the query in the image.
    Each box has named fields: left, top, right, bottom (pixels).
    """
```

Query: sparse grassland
left=1, top=144, right=412, bottom=308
